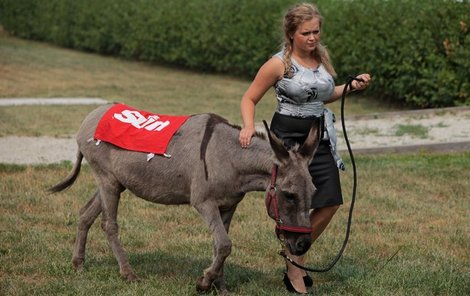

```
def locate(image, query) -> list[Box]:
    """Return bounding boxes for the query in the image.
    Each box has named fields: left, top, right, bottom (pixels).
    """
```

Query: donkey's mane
left=199, top=113, right=266, bottom=180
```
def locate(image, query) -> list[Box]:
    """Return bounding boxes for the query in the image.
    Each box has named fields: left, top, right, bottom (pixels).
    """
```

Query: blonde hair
left=282, top=3, right=336, bottom=77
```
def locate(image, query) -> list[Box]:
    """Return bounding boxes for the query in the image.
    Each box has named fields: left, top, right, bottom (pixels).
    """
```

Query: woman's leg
left=310, top=205, right=340, bottom=241
left=285, top=205, right=340, bottom=292
left=285, top=252, right=308, bottom=293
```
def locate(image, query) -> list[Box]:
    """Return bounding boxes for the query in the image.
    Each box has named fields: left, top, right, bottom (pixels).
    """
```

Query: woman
left=239, top=3, right=371, bottom=294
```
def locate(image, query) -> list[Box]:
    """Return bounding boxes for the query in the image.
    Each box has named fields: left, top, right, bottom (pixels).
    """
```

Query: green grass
left=1, top=31, right=469, bottom=295
left=353, top=127, right=380, bottom=136
left=1, top=153, right=469, bottom=296
left=394, top=124, right=429, bottom=139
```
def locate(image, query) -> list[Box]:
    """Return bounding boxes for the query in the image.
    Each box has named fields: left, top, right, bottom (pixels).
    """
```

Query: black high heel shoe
left=303, top=274, right=313, bottom=287
left=283, top=273, right=308, bottom=294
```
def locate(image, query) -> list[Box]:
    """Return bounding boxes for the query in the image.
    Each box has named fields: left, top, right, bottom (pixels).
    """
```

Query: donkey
left=49, top=103, right=319, bottom=293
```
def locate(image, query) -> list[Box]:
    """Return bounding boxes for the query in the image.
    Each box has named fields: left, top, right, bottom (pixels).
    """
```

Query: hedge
left=321, top=0, right=469, bottom=107
left=0, top=0, right=468, bottom=108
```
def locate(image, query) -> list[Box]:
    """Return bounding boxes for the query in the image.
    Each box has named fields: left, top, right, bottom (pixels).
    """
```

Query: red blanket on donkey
left=94, top=103, right=190, bottom=155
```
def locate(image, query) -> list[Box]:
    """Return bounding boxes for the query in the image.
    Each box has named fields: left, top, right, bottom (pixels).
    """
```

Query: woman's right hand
left=239, top=126, right=256, bottom=148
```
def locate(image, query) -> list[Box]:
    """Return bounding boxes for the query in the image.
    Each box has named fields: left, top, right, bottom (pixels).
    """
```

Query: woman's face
left=292, top=18, right=321, bottom=53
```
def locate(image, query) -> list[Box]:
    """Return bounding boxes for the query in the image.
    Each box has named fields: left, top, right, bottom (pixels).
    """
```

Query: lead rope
left=279, top=76, right=364, bottom=272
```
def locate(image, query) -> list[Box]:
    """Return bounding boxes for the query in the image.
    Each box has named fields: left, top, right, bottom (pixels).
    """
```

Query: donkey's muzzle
left=293, top=235, right=312, bottom=256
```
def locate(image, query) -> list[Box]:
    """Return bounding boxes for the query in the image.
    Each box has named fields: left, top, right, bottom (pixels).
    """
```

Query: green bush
left=0, top=0, right=468, bottom=108
left=320, top=0, right=469, bottom=108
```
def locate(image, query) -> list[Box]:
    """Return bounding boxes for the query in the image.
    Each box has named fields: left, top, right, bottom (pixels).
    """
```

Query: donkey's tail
left=48, top=150, right=84, bottom=193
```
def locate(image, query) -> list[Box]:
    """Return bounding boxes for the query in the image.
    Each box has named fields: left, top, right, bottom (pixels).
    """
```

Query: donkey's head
left=263, top=121, right=320, bottom=256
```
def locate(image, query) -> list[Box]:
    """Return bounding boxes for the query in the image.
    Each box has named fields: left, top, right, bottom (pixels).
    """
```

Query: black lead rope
left=279, top=76, right=364, bottom=272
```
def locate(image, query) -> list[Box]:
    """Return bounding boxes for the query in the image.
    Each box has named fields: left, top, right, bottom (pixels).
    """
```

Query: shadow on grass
left=83, top=248, right=267, bottom=291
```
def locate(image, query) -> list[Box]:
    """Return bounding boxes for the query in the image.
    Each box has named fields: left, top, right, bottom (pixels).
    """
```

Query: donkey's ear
left=298, top=121, right=320, bottom=160
left=263, top=120, right=290, bottom=162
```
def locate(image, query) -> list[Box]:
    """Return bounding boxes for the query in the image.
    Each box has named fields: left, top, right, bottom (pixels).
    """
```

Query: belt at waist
left=270, top=112, right=325, bottom=147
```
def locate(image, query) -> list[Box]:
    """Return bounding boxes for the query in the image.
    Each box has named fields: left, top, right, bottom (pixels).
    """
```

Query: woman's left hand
left=351, top=73, right=371, bottom=91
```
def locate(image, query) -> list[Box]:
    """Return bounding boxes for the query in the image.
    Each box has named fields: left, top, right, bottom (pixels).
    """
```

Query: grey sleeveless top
left=272, top=51, right=345, bottom=170
left=273, top=51, right=335, bottom=118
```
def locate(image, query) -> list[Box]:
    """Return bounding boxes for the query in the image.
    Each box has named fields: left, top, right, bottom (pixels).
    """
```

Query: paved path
left=0, top=98, right=108, bottom=164
left=0, top=98, right=469, bottom=164
left=335, top=106, right=470, bottom=154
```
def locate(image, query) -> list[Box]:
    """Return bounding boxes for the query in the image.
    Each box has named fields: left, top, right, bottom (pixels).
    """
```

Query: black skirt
left=270, top=112, right=343, bottom=209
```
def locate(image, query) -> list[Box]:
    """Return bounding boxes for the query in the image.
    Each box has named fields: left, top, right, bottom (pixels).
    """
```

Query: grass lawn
left=1, top=153, right=468, bottom=296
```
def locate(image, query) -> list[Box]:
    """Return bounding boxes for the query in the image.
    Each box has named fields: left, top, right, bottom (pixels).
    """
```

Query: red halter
left=265, top=165, right=312, bottom=235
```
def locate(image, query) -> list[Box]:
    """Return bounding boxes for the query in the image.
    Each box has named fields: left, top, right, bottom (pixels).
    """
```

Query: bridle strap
left=270, top=165, right=277, bottom=188
left=277, top=225, right=312, bottom=234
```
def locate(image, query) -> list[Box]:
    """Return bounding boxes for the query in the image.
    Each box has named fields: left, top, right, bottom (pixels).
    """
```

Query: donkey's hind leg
left=97, top=182, right=139, bottom=281
left=72, top=190, right=102, bottom=270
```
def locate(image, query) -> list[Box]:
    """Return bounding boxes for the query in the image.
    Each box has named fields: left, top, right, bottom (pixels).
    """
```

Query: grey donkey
left=49, top=103, right=320, bottom=294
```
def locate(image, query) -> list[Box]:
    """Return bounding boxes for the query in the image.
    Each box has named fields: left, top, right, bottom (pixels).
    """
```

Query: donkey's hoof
left=123, top=272, right=141, bottom=282
left=196, top=276, right=212, bottom=293
left=72, top=258, right=84, bottom=271
left=127, top=274, right=141, bottom=282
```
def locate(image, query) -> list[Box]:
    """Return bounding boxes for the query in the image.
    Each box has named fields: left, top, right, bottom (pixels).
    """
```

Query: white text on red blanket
left=113, top=110, right=170, bottom=131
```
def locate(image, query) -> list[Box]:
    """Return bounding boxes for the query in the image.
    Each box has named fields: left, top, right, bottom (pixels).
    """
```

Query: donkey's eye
left=282, top=191, right=297, bottom=202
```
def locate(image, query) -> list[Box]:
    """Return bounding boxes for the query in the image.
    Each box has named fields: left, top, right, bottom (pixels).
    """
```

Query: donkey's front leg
left=211, top=206, right=238, bottom=293
left=194, top=201, right=232, bottom=293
